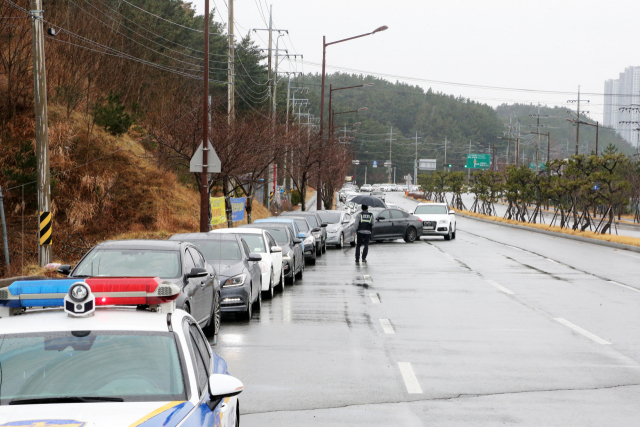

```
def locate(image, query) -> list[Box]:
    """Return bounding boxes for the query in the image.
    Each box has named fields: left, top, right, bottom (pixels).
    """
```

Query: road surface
left=213, top=191, right=640, bottom=426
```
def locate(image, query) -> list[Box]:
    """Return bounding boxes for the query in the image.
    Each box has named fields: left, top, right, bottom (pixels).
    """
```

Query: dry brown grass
left=456, top=208, right=640, bottom=248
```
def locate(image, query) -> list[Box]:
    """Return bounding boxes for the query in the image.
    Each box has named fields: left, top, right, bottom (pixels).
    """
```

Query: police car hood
left=0, top=400, right=193, bottom=426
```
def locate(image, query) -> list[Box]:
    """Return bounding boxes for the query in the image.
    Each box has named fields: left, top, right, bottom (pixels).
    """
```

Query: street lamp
left=317, top=26, right=388, bottom=210
left=328, top=83, right=373, bottom=140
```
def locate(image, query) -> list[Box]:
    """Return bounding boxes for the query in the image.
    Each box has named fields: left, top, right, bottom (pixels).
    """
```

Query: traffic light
left=448, top=164, right=452, bottom=168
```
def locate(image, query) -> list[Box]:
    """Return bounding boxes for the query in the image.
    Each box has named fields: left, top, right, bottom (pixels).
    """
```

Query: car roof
left=242, top=223, right=289, bottom=230
left=97, top=239, right=183, bottom=250
left=170, top=232, right=238, bottom=241
left=416, top=202, right=447, bottom=206
left=210, top=228, right=264, bottom=235
left=0, top=307, right=181, bottom=334
left=257, top=218, right=296, bottom=225
left=281, top=211, right=318, bottom=217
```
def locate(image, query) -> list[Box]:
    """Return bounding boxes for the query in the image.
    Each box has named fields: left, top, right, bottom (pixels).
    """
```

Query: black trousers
left=355, top=233, right=371, bottom=261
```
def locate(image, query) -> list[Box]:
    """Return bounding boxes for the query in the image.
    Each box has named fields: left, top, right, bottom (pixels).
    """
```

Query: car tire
left=309, top=253, right=316, bottom=265
left=322, top=241, right=327, bottom=253
left=338, top=233, right=344, bottom=249
left=452, top=230, right=456, bottom=239
left=350, top=234, right=356, bottom=247
left=295, top=260, right=303, bottom=279
left=203, top=292, right=220, bottom=344
left=244, top=289, right=252, bottom=320
left=316, top=244, right=322, bottom=257
left=279, top=266, right=285, bottom=291
left=444, top=227, right=452, bottom=241
left=264, top=269, right=274, bottom=299
left=183, top=302, right=191, bottom=315
left=404, top=227, right=417, bottom=243
left=254, top=284, right=262, bottom=312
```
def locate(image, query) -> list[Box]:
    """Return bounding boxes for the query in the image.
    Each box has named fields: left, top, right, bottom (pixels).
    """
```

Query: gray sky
left=190, top=0, right=640, bottom=122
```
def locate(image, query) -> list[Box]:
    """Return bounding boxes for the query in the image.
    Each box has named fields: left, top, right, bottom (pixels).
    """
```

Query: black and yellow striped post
left=39, top=211, right=52, bottom=246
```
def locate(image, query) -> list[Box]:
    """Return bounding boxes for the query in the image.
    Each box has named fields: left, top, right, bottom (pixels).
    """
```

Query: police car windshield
left=414, top=205, right=448, bottom=215
left=73, top=249, right=181, bottom=278
left=0, top=331, right=186, bottom=405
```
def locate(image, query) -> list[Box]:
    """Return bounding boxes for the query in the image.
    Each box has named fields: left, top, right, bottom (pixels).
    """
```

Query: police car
left=0, top=277, right=243, bottom=426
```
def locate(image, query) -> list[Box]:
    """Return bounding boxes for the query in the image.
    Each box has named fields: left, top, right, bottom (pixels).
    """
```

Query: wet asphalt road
left=213, top=192, right=640, bottom=426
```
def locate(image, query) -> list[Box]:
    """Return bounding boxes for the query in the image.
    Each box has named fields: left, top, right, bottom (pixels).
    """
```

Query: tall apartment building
left=603, top=66, right=640, bottom=148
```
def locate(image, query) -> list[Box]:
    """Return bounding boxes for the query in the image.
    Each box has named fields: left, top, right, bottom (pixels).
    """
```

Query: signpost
left=418, top=159, right=437, bottom=171
left=465, top=154, right=491, bottom=169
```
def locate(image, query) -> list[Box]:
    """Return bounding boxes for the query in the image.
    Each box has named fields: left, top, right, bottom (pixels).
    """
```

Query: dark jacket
left=355, top=211, right=373, bottom=234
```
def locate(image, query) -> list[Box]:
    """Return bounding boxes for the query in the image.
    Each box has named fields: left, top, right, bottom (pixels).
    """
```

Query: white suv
left=360, top=184, right=373, bottom=192
left=412, top=203, right=456, bottom=240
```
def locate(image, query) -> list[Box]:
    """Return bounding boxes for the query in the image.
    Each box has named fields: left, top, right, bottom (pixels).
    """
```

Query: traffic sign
left=190, top=141, right=221, bottom=173
left=466, top=154, right=491, bottom=169
left=352, top=160, right=360, bottom=165
left=373, top=161, right=378, bottom=168
left=529, top=162, right=546, bottom=171
left=593, top=183, right=601, bottom=191
left=384, top=160, right=392, bottom=167
left=418, top=159, right=436, bottom=171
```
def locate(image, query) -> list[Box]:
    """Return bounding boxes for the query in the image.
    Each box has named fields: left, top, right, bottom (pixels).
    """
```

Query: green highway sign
left=466, top=154, right=491, bottom=169
left=529, top=162, right=546, bottom=171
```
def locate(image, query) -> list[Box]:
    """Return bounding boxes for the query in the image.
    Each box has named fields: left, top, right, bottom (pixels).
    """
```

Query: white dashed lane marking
left=486, top=279, right=514, bottom=295
left=398, top=362, right=423, bottom=394
left=379, top=319, right=395, bottom=334
left=370, top=293, right=381, bottom=304
left=555, top=318, right=611, bottom=345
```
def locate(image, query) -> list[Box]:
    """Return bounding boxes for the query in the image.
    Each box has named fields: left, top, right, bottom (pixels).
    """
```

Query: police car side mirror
left=208, top=374, right=244, bottom=400
left=57, top=264, right=72, bottom=276
left=321, top=223, right=328, bottom=227
left=187, top=267, right=208, bottom=278
left=293, top=238, right=303, bottom=244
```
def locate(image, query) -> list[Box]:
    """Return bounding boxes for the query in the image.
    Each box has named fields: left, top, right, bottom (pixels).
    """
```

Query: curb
left=402, top=195, right=640, bottom=254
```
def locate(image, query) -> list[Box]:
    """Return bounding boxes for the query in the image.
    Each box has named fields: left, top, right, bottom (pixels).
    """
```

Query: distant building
left=604, top=66, right=640, bottom=148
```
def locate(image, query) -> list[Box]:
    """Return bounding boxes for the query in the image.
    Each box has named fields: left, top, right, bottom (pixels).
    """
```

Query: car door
left=242, top=239, right=260, bottom=299
left=373, top=210, right=392, bottom=238
left=266, top=231, right=282, bottom=280
left=289, top=228, right=303, bottom=272
left=189, top=247, right=213, bottom=323
left=343, top=213, right=356, bottom=242
left=390, top=209, right=408, bottom=237
left=183, top=248, right=205, bottom=322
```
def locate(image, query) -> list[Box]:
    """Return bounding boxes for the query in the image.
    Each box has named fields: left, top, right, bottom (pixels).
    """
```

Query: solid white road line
left=546, top=258, right=559, bottom=264
left=398, top=362, right=423, bottom=394
left=370, top=293, right=381, bottom=304
left=608, top=280, right=640, bottom=293
left=486, top=279, right=514, bottom=295
left=379, top=319, right=395, bottom=334
left=554, top=318, right=611, bottom=345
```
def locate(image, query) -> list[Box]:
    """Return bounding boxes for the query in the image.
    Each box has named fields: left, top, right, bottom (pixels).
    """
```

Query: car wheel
left=350, top=234, right=356, bottom=247
left=338, top=233, right=344, bottom=249
left=322, top=241, right=327, bottom=253
left=309, top=252, right=316, bottom=265
left=316, top=244, right=322, bottom=257
left=452, top=230, right=456, bottom=239
left=295, top=260, right=303, bottom=279
left=264, top=269, right=274, bottom=299
left=444, top=226, right=452, bottom=241
left=183, top=302, right=191, bottom=315
left=279, top=267, right=285, bottom=291
left=254, top=284, right=262, bottom=312
left=244, top=289, right=252, bottom=320
left=203, top=292, right=220, bottom=342
left=404, top=227, right=417, bottom=243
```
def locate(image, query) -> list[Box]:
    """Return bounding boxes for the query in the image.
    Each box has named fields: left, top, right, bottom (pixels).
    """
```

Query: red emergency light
left=84, top=277, right=180, bottom=306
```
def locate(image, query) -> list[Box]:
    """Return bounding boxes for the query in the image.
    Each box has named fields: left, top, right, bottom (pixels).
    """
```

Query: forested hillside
left=283, top=73, right=504, bottom=184
left=495, top=104, right=634, bottom=157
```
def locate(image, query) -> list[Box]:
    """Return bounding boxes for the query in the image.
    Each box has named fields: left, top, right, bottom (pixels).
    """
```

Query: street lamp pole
left=329, top=83, right=373, bottom=140
left=318, top=26, right=387, bottom=210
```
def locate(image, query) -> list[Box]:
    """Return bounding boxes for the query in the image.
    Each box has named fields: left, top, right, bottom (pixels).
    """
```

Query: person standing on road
left=355, top=205, right=373, bottom=263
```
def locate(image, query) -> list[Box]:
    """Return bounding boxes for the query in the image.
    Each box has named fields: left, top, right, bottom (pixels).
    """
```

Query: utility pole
left=567, top=86, right=589, bottom=156
left=414, top=131, right=420, bottom=187
left=227, top=0, right=234, bottom=124
left=31, top=0, right=51, bottom=265
left=467, top=140, right=472, bottom=183
left=364, top=166, right=367, bottom=185
left=444, top=136, right=447, bottom=172
left=199, top=0, right=211, bottom=232
left=386, top=127, right=395, bottom=183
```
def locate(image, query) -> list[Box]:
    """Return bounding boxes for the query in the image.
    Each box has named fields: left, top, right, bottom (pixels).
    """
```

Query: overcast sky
left=190, top=0, right=640, bottom=122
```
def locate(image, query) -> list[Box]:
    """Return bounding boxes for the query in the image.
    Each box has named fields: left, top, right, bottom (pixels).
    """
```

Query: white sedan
left=211, top=228, right=284, bottom=298
left=412, top=202, right=457, bottom=240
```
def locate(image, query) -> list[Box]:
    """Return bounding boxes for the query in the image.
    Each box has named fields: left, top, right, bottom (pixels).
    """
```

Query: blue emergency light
left=0, top=279, right=78, bottom=308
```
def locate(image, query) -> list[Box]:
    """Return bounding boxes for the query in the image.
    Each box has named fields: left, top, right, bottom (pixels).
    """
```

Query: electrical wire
left=119, top=0, right=221, bottom=34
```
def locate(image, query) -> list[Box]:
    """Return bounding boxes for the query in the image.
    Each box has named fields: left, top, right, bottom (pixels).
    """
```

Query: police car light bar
left=0, top=277, right=180, bottom=317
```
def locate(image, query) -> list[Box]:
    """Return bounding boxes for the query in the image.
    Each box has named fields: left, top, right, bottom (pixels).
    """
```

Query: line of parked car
left=53, top=208, right=364, bottom=344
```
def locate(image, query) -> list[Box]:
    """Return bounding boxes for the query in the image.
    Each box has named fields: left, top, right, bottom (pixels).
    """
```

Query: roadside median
left=404, top=194, right=640, bottom=253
